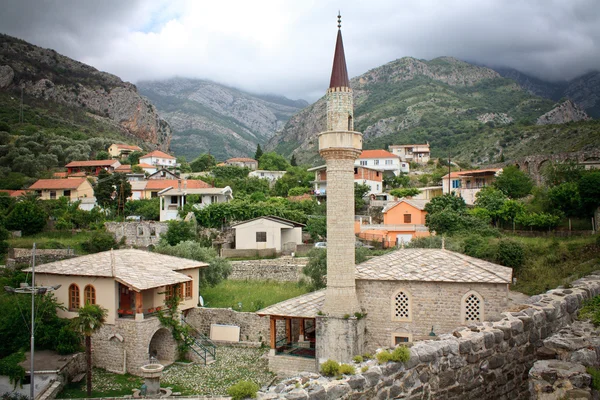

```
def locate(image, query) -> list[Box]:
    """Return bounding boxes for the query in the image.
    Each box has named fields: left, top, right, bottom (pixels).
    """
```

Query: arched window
left=84, top=285, right=96, bottom=305
left=391, top=289, right=412, bottom=322
left=462, top=291, right=484, bottom=323
left=69, top=284, right=80, bottom=311
left=185, top=276, right=193, bottom=299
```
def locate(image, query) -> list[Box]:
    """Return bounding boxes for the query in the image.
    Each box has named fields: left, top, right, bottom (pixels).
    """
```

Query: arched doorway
left=148, top=328, right=178, bottom=364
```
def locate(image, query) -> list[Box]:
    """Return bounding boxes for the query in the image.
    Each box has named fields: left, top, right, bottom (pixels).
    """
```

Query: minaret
left=319, top=14, right=362, bottom=316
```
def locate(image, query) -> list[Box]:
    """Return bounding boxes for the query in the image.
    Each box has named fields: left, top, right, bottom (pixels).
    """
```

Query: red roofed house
left=139, top=150, right=177, bottom=170
left=66, top=159, right=121, bottom=176
left=0, top=189, right=27, bottom=197
left=225, top=157, right=258, bottom=170
left=142, top=179, right=212, bottom=199
left=108, top=143, right=143, bottom=159
left=442, top=168, right=502, bottom=205
left=308, top=164, right=384, bottom=196
left=355, top=149, right=409, bottom=176
left=29, top=178, right=94, bottom=201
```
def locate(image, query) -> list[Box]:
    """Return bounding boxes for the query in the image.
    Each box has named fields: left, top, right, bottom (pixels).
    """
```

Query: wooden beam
left=135, top=291, right=143, bottom=314
left=299, top=318, right=305, bottom=337
left=270, top=317, right=276, bottom=349
left=286, top=318, right=292, bottom=344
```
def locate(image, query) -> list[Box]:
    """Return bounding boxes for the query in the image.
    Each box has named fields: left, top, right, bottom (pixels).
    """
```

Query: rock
left=0, top=65, right=14, bottom=88
left=285, top=389, right=308, bottom=399
left=536, top=100, right=590, bottom=125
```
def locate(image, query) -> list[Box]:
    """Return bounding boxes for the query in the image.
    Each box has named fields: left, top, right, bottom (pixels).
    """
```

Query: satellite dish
left=199, top=295, right=204, bottom=307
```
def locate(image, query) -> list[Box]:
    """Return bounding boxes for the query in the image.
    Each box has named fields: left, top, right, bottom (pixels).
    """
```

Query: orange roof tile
left=145, top=179, right=212, bottom=190
left=115, top=165, right=133, bottom=172
left=226, top=157, right=257, bottom=163
left=442, top=168, right=502, bottom=179
left=359, top=150, right=398, bottom=159
left=0, top=189, right=28, bottom=197
left=53, top=172, right=68, bottom=178
left=113, top=143, right=142, bottom=151
left=140, top=150, right=175, bottom=159
left=66, top=160, right=119, bottom=167
left=29, top=178, right=87, bottom=190
left=137, top=163, right=155, bottom=168
left=68, top=172, right=87, bottom=177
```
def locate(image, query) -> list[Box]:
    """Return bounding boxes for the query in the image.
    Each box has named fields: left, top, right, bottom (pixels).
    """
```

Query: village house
left=231, top=216, right=305, bottom=252
left=28, top=178, right=94, bottom=201
left=139, top=150, right=178, bottom=170
left=148, top=168, right=180, bottom=180
left=158, top=185, right=233, bottom=221
left=358, top=198, right=430, bottom=246
left=141, top=179, right=212, bottom=199
left=114, top=164, right=133, bottom=174
left=389, top=143, right=431, bottom=164
left=248, top=170, right=286, bottom=185
left=308, top=165, right=384, bottom=196
left=29, top=249, right=208, bottom=374
left=108, top=143, right=142, bottom=159
left=137, top=162, right=157, bottom=175
left=65, top=159, right=121, bottom=176
left=355, top=149, right=409, bottom=176
left=442, top=168, right=502, bottom=205
left=225, top=157, right=258, bottom=170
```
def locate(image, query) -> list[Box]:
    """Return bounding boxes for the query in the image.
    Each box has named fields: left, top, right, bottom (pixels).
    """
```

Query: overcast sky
left=1, top=0, right=599, bottom=101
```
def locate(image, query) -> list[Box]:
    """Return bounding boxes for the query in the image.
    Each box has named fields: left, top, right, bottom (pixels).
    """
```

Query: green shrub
left=587, top=367, right=600, bottom=391
left=579, top=296, right=600, bottom=326
left=376, top=350, right=393, bottom=364
left=495, top=238, right=525, bottom=269
left=227, top=380, right=259, bottom=400
left=352, top=355, right=363, bottom=363
left=320, top=359, right=340, bottom=376
left=362, top=352, right=373, bottom=360
left=391, top=346, right=410, bottom=362
left=81, top=230, right=117, bottom=253
left=0, top=352, right=25, bottom=388
left=361, top=365, right=369, bottom=373
left=55, top=326, right=83, bottom=355
left=339, top=363, right=355, bottom=375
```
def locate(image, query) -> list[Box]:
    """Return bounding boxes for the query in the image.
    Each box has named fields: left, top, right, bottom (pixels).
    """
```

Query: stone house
left=108, top=143, right=142, bottom=159
left=389, top=143, right=431, bottom=164
left=358, top=198, right=430, bottom=245
left=308, top=164, right=384, bottom=196
left=158, top=185, right=233, bottom=221
left=29, top=249, right=208, bottom=374
left=231, top=216, right=305, bottom=252
left=65, top=159, right=121, bottom=176
left=28, top=178, right=94, bottom=201
left=257, top=248, right=512, bottom=375
left=355, top=150, right=409, bottom=176
left=442, top=168, right=502, bottom=205
left=225, top=157, right=258, bottom=170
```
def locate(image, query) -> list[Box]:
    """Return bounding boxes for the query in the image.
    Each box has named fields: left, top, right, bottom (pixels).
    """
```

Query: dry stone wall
left=8, top=248, right=75, bottom=264
left=186, top=307, right=270, bottom=344
left=104, top=222, right=168, bottom=247
left=229, top=257, right=308, bottom=282
left=258, top=272, right=600, bottom=399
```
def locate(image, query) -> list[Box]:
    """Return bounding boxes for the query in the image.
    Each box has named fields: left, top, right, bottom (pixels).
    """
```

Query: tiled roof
left=137, top=163, right=155, bottom=168
left=0, top=189, right=27, bottom=197
left=145, top=179, right=212, bottom=191
left=382, top=199, right=430, bottom=213
left=226, top=157, right=257, bottom=163
left=356, top=249, right=512, bottom=284
left=28, top=249, right=208, bottom=292
left=113, top=143, right=142, bottom=151
left=442, top=168, right=501, bottom=179
left=66, top=160, right=120, bottom=168
left=29, top=178, right=87, bottom=190
left=359, top=150, right=398, bottom=159
left=231, top=215, right=305, bottom=228
left=257, top=290, right=325, bottom=318
left=140, top=150, right=175, bottom=159
left=115, top=165, right=132, bottom=172
left=53, top=172, right=68, bottom=178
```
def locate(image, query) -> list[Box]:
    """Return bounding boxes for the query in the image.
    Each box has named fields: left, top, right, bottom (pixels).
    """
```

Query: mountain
left=0, top=34, right=172, bottom=149
left=137, top=78, right=308, bottom=161
left=493, top=67, right=600, bottom=118
left=268, top=56, right=564, bottom=165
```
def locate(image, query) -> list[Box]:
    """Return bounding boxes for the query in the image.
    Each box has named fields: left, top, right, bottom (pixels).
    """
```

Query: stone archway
left=148, top=328, right=178, bottom=364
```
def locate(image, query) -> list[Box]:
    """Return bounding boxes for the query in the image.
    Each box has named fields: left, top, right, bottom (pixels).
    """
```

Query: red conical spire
left=329, top=14, right=350, bottom=89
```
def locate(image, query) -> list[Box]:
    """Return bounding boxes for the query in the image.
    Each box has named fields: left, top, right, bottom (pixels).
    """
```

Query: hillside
left=268, top=56, right=598, bottom=165
left=138, top=78, right=307, bottom=161
left=0, top=34, right=172, bottom=148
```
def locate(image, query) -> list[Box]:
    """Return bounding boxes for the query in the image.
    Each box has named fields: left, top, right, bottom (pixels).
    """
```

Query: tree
left=5, top=200, right=47, bottom=235
left=354, top=183, right=371, bottom=211
left=94, top=171, right=132, bottom=213
left=290, top=154, right=297, bottom=167
left=161, top=220, right=196, bottom=246
left=578, top=171, right=600, bottom=216
left=384, top=173, right=410, bottom=189
left=190, top=154, right=216, bottom=172
left=73, top=303, right=107, bottom=397
left=424, top=194, right=467, bottom=215
left=303, top=247, right=369, bottom=290
left=548, top=182, right=582, bottom=217
left=95, top=151, right=110, bottom=160
left=177, top=156, right=192, bottom=173
left=390, top=188, right=421, bottom=198
left=474, top=187, right=508, bottom=225
left=493, top=166, right=533, bottom=199
left=272, top=167, right=312, bottom=197
left=254, top=144, right=263, bottom=161
left=424, top=194, right=468, bottom=235
left=542, top=161, right=584, bottom=187
left=306, top=216, right=326, bottom=241
left=126, top=151, right=144, bottom=166
left=258, top=152, right=291, bottom=171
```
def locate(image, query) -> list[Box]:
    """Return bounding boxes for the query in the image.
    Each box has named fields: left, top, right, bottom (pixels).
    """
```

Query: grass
left=7, top=230, right=93, bottom=254
left=201, top=280, right=310, bottom=311
left=56, top=369, right=142, bottom=399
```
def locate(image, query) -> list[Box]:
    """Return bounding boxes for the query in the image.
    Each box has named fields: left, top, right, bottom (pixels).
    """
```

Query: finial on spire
left=337, top=12, right=341, bottom=29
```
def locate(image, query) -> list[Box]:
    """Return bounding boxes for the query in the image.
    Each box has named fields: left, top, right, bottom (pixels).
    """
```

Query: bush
left=5, top=201, right=47, bottom=235
left=339, top=363, right=355, bottom=375
left=376, top=351, right=393, bottom=364
left=362, top=353, right=373, bottom=360
left=55, top=325, right=83, bottom=355
left=587, top=367, right=600, bottom=391
left=81, top=230, right=117, bottom=253
left=227, top=380, right=259, bottom=400
left=463, top=234, right=493, bottom=259
left=391, top=346, right=410, bottom=362
left=320, top=359, right=340, bottom=376
left=161, top=220, right=196, bottom=246
left=0, top=352, right=25, bottom=388
left=495, top=239, right=525, bottom=269
left=579, top=296, right=600, bottom=326
left=352, top=355, right=363, bottom=363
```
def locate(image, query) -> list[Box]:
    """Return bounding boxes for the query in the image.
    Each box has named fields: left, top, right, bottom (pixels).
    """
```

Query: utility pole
left=447, top=152, right=451, bottom=195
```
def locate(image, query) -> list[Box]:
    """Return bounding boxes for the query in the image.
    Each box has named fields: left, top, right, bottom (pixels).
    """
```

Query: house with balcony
left=442, top=168, right=502, bottom=205
left=108, top=143, right=142, bottom=159
left=65, top=159, right=121, bottom=176
left=30, top=249, right=208, bottom=374
left=142, top=179, right=212, bottom=199
left=28, top=178, right=94, bottom=201
left=308, top=165, right=384, bottom=196
left=158, top=186, right=233, bottom=221
left=355, top=150, right=409, bottom=176
left=139, top=150, right=178, bottom=171
left=389, top=143, right=431, bottom=164
left=248, top=170, right=286, bottom=186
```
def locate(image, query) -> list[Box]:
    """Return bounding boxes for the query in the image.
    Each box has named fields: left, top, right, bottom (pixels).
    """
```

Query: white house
left=248, top=170, right=286, bottom=185
left=231, top=216, right=305, bottom=252
left=355, top=150, right=409, bottom=176
left=139, top=150, right=178, bottom=170
left=441, top=168, right=502, bottom=205
left=158, top=186, right=233, bottom=221
left=389, top=144, right=431, bottom=164
left=308, top=165, right=384, bottom=196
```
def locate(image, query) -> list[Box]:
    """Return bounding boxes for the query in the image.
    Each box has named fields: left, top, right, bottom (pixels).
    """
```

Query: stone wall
left=229, top=257, right=308, bottom=282
left=258, top=272, right=600, bottom=399
left=186, top=307, right=270, bottom=344
left=8, top=248, right=75, bottom=264
left=104, top=222, right=168, bottom=248
left=221, top=248, right=276, bottom=258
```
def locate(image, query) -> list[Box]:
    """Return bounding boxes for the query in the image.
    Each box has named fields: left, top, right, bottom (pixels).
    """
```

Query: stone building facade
left=105, top=221, right=169, bottom=247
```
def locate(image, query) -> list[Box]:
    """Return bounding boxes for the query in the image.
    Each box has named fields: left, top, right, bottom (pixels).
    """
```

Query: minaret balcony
left=318, top=130, right=363, bottom=153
